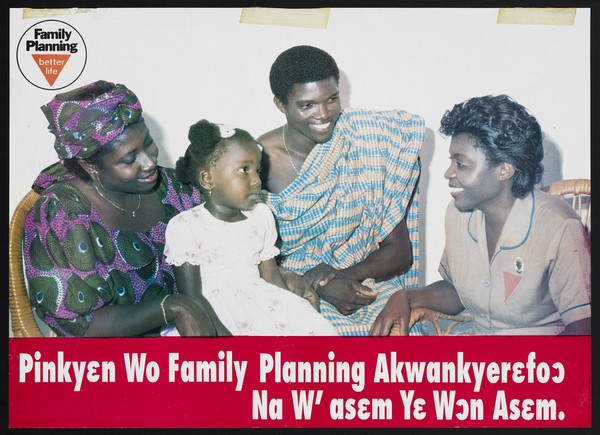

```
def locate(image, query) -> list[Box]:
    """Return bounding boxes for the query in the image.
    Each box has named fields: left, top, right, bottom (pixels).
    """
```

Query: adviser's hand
left=370, top=289, right=411, bottom=336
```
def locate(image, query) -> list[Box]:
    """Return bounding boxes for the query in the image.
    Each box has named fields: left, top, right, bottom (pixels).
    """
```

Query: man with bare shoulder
left=258, top=45, right=424, bottom=335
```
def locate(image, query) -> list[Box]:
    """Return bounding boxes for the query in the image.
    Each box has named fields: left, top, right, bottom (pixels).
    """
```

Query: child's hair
left=175, top=119, right=255, bottom=188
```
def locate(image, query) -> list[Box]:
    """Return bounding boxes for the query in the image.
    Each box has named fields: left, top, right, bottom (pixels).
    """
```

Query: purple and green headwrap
left=41, top=80, right=143, bottom=160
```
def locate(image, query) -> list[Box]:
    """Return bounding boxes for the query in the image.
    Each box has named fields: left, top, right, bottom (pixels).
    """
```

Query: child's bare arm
left=258, top=258, right=289, bottom=290
left=174, top=263, right=232, bottom=336
left=260, top=259, right=320, bottom=311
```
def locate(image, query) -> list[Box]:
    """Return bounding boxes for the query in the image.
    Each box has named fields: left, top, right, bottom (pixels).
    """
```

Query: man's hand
left=316, top=279, right=377, bottom=315
left=303, top=263, right=338, bottom=289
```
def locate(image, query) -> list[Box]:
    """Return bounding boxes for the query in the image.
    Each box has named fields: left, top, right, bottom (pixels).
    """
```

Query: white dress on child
left=164, top=202, right=338, bottom=335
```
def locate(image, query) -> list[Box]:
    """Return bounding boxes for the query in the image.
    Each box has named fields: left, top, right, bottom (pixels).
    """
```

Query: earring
left=91, top=171, right=106, bottom=192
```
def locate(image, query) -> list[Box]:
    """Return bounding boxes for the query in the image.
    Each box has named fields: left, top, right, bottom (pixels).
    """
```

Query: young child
left=164, top=120, right=338, bottom=335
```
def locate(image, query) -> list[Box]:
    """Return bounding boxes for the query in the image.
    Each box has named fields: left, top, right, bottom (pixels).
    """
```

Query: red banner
left=8, top=336, right=591, bottom=428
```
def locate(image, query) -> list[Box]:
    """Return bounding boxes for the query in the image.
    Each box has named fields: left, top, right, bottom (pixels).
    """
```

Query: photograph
left=7, top=5, right=592, bottom=430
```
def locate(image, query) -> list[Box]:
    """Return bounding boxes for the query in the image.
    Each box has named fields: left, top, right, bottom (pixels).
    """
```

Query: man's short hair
left=269, top=45, right=340, bottom=104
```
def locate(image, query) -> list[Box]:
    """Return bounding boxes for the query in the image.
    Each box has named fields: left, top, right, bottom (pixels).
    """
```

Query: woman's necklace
left=92, top=183, right=141, bottom=218
left=282, top=125, right=300, bottom=175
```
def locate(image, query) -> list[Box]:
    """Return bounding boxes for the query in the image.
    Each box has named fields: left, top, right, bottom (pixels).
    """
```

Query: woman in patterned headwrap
left=24, top=80, right=229, bottom=337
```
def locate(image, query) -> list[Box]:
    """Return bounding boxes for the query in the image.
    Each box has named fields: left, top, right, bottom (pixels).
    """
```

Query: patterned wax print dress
left=23, top=165, right=202, bottom=336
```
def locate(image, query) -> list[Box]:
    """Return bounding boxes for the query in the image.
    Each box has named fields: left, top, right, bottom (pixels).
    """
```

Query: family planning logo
left=17, top=20, right=87, bottom=90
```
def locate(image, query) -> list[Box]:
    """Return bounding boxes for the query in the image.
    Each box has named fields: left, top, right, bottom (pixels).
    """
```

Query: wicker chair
left=391, top=307, right=473, bottom=336
left=8, top=190, right=54, bottom=337
left=542, top=178, right=591, bottom=233
left=390, top=178, right=591, bottom=336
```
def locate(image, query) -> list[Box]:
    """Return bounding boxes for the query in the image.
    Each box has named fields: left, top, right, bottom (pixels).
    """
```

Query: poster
left=6, top=4, right=593, bottom=432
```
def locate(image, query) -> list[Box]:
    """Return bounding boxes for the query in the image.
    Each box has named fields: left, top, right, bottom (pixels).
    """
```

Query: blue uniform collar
left=467, top=190, right=535, bottom=251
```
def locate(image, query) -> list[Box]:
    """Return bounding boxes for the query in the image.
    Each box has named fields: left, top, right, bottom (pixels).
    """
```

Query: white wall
left=9, top=8, right=590, bottom=285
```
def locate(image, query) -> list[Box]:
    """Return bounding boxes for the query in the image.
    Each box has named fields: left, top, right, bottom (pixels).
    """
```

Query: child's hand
left=300, top=287, right=320, bottom=312
left=280, top=268, right=321, bottom=311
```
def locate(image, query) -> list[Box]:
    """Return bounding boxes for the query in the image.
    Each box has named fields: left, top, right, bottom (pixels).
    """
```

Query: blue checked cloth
left=261, top=108, right=424, bottom=335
